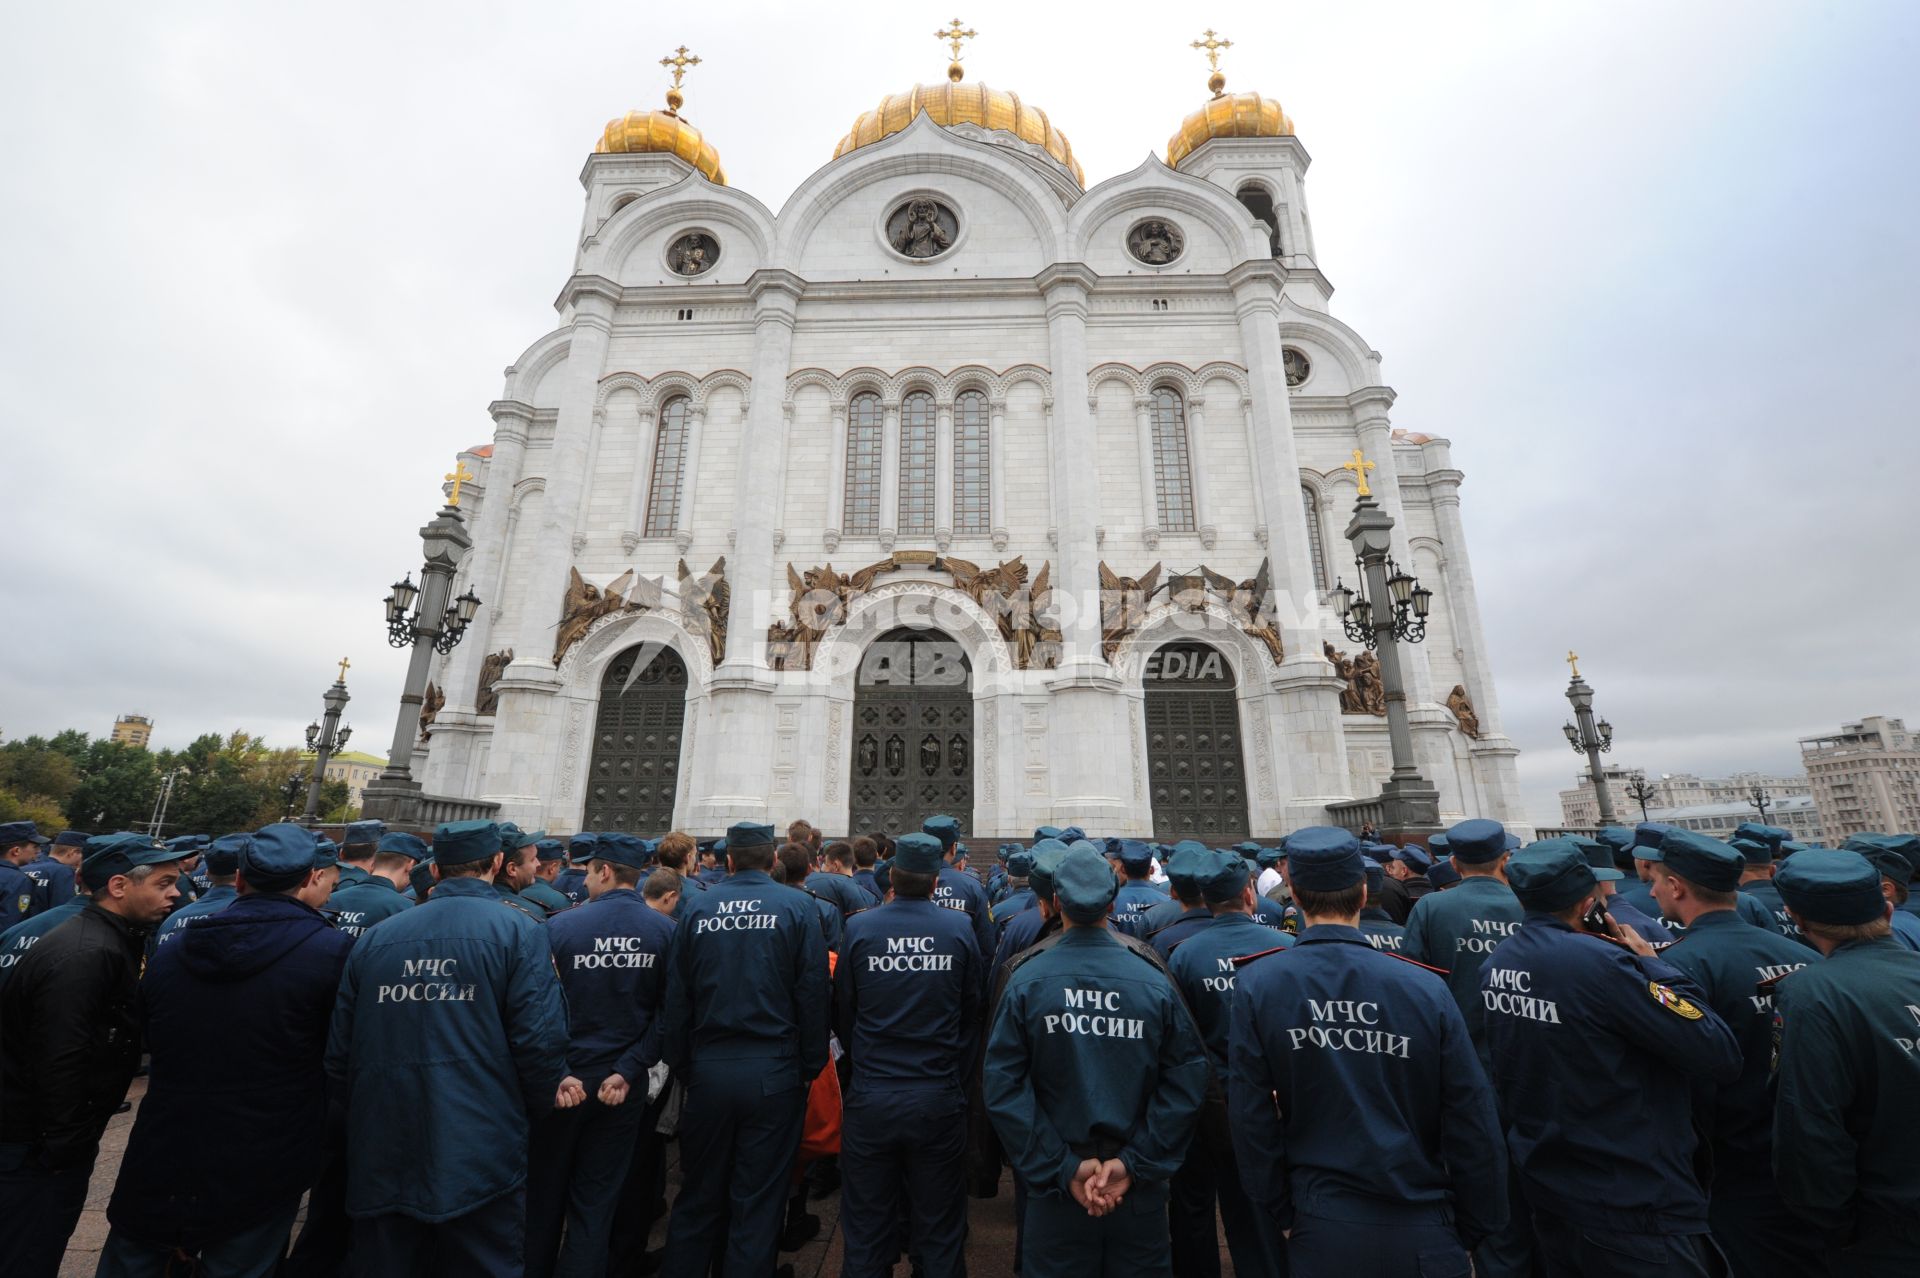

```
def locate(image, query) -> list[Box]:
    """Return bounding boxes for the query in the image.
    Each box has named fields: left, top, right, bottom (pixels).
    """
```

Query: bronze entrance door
left=1144, top=642, right=1250, bottom=842
left=849, top=628, right=973, bottom=838
left=583, top=645, right=688, bottom=832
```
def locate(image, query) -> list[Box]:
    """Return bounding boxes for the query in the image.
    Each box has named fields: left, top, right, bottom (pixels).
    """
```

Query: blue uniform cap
left=1842, top=833, right=1920, bottom=879
left=1363, top=860, right=1386, bottom=897
left=434, top=819, right=502, bottom=867
left=1027, top=838, right=1073, bottom=899
left=1633, top=822, right=1675, bottom=856
left=872, top=857, right=893, bottom=894
left=311, top=837, right=339, bottom=869
left=1165, top=843, right=1215, bottom=896
left=0, top=822, right=45, bottom=846
left=1199, top=849, right=1253, bottom=904
left=1728, top=835, right=1773, bottom=866
left=1506, top=838, right=1600, bottom=912
left=1114, top=839, right=1154, bottom=871
left=1427, top=832, right=1451, bottom=856
left=243, top=823, right=321, bottom=891
left=54, top=829, right=90, bottom=848
left=1566, top=835, right=1625, bottom=882
left=1734, top=821, right=1790, bottom=850
left=726, top=821, right=776, bottom=851
left=343, top=819, right=387, bottom=848
left=998, top=842, right=1022, bottom=863
left=1359, top=841, right=1395, bottom=865
left=164, top=834, right=211, bottom=852
left=377, top=831, right=432, bottom=863
left=1059, top=826, right=1089, bottom=845
left=1775, top=849, right=1887, bottom=925
left=497, top=822, right=538, bottom=853
left=597, top=833, right=652, bottom=871
left=1426, top=859, right=1462, bottom=889
left=892, top=833, right=945, bottom=876
left=1286, top=826, right=1365, bottom=892
left=1447, top=819, right=1509, bottom=865
left=79, top=832, right=195, bottom=890
left=1033, top=825, right=1063, bottom=841
left=1005, top=850, right=1036, bottom=878
left=534, top=838, right=566, bottom=862
left=1390, top=844, right=1434, bottom=872
left=202, top=833, right=251, bottom=876
left=1053, top=845, right=1118, bottom=923
left=1254, top=844, right=1284, bottom=869
left=921, top=815, right=961, bottom=851
left=567, top=832, right=600, bottom=864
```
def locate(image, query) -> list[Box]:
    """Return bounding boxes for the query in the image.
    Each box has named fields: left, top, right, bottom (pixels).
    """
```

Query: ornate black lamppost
left=1748, top=784, right=1773, bottom=823
left=1562, top=651, right=1618, bottom=825
left=282, top=771, right=307, bottom=820
left=300, top=659, right=354, bottom=826
left=1625, top=772, right=1658, bottom=823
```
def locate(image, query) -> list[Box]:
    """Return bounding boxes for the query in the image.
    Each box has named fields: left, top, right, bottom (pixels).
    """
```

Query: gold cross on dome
left=1341, top=448, right=1375, bottom=497
left=336, top=657, right=351, bottom=683
left=1191, top=28, right=1233, bottom=71
left=659, top=45, right=701, bottom=90
left=445, top=461, right=475, bottom=507
left=1567, top=650, right=1581, bottom=679
left=936, top=17, right=977, bottom=64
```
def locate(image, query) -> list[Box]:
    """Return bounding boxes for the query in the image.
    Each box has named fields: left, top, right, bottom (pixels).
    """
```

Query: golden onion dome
left=833, top=79, right=1085, bottom=188
left=1167, top=89, right=1296, bottom=168
left=594, top=47, right=726, bottom=184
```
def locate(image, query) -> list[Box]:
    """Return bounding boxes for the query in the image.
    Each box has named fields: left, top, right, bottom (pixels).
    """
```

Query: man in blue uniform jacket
left=494, top=823, right=553, bottom=920
left=1145, top=843, right=1217, bottom=959
left=21, top=829, right=77, bottom=916
left=326, top=830, right=423, bottom=940
left=835, top=833, right=982, bottom=1278
left=659, top=821, right=829, bottom=1277
left=1358, top=861, right=1409, bottom=953
left=0, top=821, right=44, bottom=925
left=101, top=823, right=352, bottom=1275
left=1229, top=827, right=1506, bottom=1277
left=150, top=831, right=246, bottom=949
left=983, top=844, right=1209, bottom=1278
left=1480, top=838, right=1742, bottom=1278
left=325, top=819, right=574, bottom=1277
left=527, top=830, right=675, bottom=1278
left=522, top=837, right=575, bottom=915
left=1772, top=849, right=1920, bottom=1276
left=1167, top=849, right=1290, bottom=1278
left=924, top=814, right=996, bottom=962
left=1402, top=818, right=1524, bottom=1063
left=554, top=833, right=595, bottom=905
left=1108, top=839, right=1167, bottom=932
left=1647, top=828, right=1822, bottom=1278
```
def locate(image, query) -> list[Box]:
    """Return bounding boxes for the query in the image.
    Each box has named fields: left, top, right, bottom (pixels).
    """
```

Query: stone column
left=1042, top=397, right=1058, bottom=549
left=1188, top=395, right=1217, bottom=550
left=621, top=405, right=658, bottom=551
left=570, top=406, right=607, bottom=554
left=673, top=403, right=707, bottom=555
left=879, top=401, right=900, bottom=551
left=988, top=397, right=1009, bottom=551
left=824, top=402, right=848, bottom=552
left=934, top=400, right=955, bottom=551
left=1132, top=396, right=1161, bottom=549
left=1241, top=397, right=1269, bottom=545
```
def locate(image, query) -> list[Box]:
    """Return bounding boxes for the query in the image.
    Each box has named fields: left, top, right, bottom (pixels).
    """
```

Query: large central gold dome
left=833, top=80, right=1085, bottom=187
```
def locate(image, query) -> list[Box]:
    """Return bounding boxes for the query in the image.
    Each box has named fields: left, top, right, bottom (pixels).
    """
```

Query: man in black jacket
left=0, top=832, right=194, bottom=1278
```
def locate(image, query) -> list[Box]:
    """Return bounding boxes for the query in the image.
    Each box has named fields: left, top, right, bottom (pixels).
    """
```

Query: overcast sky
left=3, top=0, right=1916, bottom=825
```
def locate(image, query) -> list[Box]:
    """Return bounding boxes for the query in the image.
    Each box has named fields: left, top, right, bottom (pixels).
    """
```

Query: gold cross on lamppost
left=1191, top=28, right=1233, bottom=96
left=1566, top=650, right=1581, bottom=679
left=444, top=461, right=475, bottom=507
left=1342, top=448, right=1376, bottom=497
left=659, top=44, right=701, bottom=111
left=937, top=17, right=976, bottom=80
left=336, top=657, right=352, bottom=683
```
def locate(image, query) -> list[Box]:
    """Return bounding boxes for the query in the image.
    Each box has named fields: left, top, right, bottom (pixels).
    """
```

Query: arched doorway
left=849, top=627, right=973, bottom=838
left=1144, top=641, right=1250, bottom=841
left=583, top=644, right=689, bottom=832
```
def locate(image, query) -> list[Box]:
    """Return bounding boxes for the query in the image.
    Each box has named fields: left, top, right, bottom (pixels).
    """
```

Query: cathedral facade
left=414, top=51, right=1525, bottom=840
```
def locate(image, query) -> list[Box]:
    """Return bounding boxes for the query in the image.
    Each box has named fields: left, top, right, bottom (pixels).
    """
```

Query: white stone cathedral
left=413, top=38, right=1526, bottom=841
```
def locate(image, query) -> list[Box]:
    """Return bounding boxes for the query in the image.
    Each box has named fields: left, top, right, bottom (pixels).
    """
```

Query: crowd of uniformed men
left=0, top=808, right=1916, bottom=1277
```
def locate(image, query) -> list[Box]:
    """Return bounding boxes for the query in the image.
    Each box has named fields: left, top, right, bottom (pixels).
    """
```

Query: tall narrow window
left=953, top=390, right=990, bottom=536
left=1302, top=484, right=1329, bottom=590
left=898, top=391, right=936, bottom=536
left=843, top=392, right=883, bottom=535
left=1150, top=387, right=1196, bottom=532
left=643, top=395, right=692, bottom=537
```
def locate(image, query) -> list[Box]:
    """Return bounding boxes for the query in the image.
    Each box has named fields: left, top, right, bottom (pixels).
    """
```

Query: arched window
left=898, top=390, right=936, bottom=536
left=1149, top=387, right=1196, bottom=532
left=953, top=390, right=990, bottom=536
left=1235, top=181, right=1284, bottom=257
left=1302, top=484, right=1330, bottom=590
left=843, top=392, right=883, bottom=535
left=643, top=395, right=692, bottom=537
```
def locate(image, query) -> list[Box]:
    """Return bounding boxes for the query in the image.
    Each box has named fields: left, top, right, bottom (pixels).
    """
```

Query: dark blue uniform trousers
left=95, top=1203, right=298, bottom=1278
left=661, top=1058, right=808, bottom=1277
left=1288, top=1206, right=1470, bottom=1278
left=0, top=1143, right=96, bottom=1278
left=1533, top=1210, right=1726, bottom=1278
left=1707, top=1191, right=1827, bottom=1278
left=525, top=1091, right=648, bottom=1278
left=840, top=1086, right=969, bottom=1278
left=1023, top=1180, right=1172, bottom=1278
left=349, top=1187, right=524, bottom=1278
left=1170, top=1120, right=1286, bottom=1278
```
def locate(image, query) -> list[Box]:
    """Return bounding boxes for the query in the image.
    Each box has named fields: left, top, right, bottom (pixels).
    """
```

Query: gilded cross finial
left=444, top=461, right=475, bottom=507
left=1192, top=28, right=1233, bottom=96
left=659, top=44, right=701, bottom=112
left=937, top=17, right=976, bottom=81
left=1567, top=650, right=1581, bottom=679
left=1341, top=448, right=1376, bottom=497
left=336, top=657, right=352, bottom=683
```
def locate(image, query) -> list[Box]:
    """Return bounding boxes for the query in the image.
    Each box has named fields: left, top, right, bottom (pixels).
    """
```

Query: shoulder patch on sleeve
left=1649, top=980, right=1704, bottom=1019
left=1231, top=945, right=1292, bottom=968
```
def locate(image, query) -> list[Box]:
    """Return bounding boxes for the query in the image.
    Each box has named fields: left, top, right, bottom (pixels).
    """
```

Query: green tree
left=0, top=738, right=84, bottom=807
left=0, top=788, right=68, bottom=834
left=66, top=742, right=162, bottom=832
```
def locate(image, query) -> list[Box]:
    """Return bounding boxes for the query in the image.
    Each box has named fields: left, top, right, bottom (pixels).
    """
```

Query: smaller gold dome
left=1166, top=90, right=1295, bottom=168
left=834, top=81, right=1085, bottom=187
left=595, top=110, right=727, bottom=185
